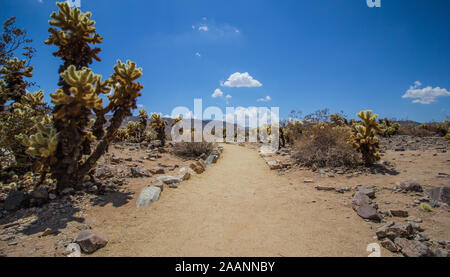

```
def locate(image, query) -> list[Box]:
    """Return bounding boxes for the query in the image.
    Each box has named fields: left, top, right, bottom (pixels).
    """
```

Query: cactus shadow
left=1, top=198, right=86, bottom=236
left=89, top=191, right=134, bottom=208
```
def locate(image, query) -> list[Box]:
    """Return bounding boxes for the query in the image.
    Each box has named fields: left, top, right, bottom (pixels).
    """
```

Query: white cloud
left=38, top=0, right=43, bottom=3
left=195, top=52, right=201, bottom=57
left=212, top=88, right=223, bottom=98
left=137, top=104, right=144, bottom=108
left=402, top=81, right=450, bottom=104
left=257, top=96, right=271, bottom=102
left=225, top=94, right=232, bottom=99
left=198, top=25, right=209, bottom=32
left=222, top=72, right=262, bottom=88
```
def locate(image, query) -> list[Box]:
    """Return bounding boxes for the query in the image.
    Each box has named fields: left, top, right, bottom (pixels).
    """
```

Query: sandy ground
left=86, top=143, right=391, bottom=257
left=1, top=143, right=448, bottom=257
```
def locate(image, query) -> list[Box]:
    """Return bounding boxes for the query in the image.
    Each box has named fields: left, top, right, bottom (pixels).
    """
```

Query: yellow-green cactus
left=330, top=113, right=348, bottom=126
left=349, top=110, right=381, bottom=166
left=378, top=118, right=400, bottom=137
left=150, top=113, right=168, bottom=146
left=0, top=58, right=34, bottom=111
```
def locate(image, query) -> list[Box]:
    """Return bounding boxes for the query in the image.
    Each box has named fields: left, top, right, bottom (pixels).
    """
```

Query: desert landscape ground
left=1, top=136, right=449, bottom=257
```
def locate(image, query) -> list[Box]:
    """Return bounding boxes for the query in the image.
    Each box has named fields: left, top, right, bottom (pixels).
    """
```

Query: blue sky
left=1, top=0, right=449, bottom=122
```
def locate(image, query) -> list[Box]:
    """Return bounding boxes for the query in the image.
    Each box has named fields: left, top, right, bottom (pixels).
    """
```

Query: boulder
left=205, top=155, right=215, bottom=167
left=75, top=230, right=108, bottom=254
left=136, top=186, right=161, bottom=208
left=400, top=180, right=423, bottom=192
left=264, top=158, right=281, bottom=170
left=130, top=167, right=152, bottom=178
left=394, top=238, right=434, bottom=257
left=356, top=205, right=380, bottom=221
left=95, top=166, right=114, bottom=179
left=426, top=187, right=450, bottom=205
left=4, top=191, right=28, bottom=211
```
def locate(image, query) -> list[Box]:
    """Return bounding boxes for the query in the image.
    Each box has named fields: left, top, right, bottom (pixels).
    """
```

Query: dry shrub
left=292, top=124, right=361, bottom=168
left=173, top=141, right=215, bottom=158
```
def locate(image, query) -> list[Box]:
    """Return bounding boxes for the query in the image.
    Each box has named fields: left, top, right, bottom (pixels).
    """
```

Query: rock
left=380, top=238, right=398, bottom=252
left=130, top=167, right=152, bottom=178
left=394, top=238, right=434, bottom=257
left=352, top=192, right=371, bottom=209
left=75, top=230, right=108, bottom=254
left=205, top=155, right=215, bottom=167
left=356, top=204, right=380, bottom=221
left=48, top=193, right=56, bottom=200
left=155, top=176, right=182, bottom=185
left=400, top=180, right=423, bottom=192
left=303, top=179, right=314, bottom=183
left=190, top=161, right=206, bottom=174
left=29, top=188, right=49, bottom=205
left=149, top=167, right=165, bottom=175
left=4, top=191, right=27, bottom=211
left=265, top=159, right=282, bottom=170
left=315, top=185, right=335, bottom=191
left=152, top=181, right=164, bottom=192
left=433, top=248, right=448, bottom=257
left=66, top=243, right=81, bottom=257
left=95, top=166, right=114, bottom=179
left=377, top=222, right=414, bottom=240
left=179, top=171, right=191, bottom=181
left=136, top=186, right=161, bottom=208
left=357, top=187, right=376, bottom=199
left=426, top=187, right=450, bottom=205
left=39, top=228, right=58, bottom=237
left=390, top=209, right=409, bottom=217
left=395, top=147, right=406, bottom=152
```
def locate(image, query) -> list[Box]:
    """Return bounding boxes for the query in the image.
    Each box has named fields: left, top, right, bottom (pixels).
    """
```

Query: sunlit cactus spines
left=151, top=113, right=168, bottom=146
left=44, top=2, right=144, bottom=191
left=349, top=110, right=381, bottom=166
left=330, top=113, right=348, bottom=127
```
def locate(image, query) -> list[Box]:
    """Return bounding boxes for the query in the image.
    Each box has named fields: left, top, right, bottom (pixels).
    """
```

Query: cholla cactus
left=378, top=118, right=400, bottom=137
left=17, top=115, right=58, bottom=172
left=330, top=113, right=348, bottom=126
left=349, top=110, right=381, bottom=166
left=0, top=58, right=34, bottom=111
left=44, top=2, right=144, bottom=191
left=0, top=90, right=48, bottom=171
left=151, top=113, right=168, bottom=146
left=445, top=128, right=450, bottom=142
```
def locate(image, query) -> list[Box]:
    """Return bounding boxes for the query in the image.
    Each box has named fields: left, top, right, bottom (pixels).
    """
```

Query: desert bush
left=349, top=110, right=381, bottom=166
left=292, top=123, right=360, bottom=168
left=173, top=141, right=215, bottom=158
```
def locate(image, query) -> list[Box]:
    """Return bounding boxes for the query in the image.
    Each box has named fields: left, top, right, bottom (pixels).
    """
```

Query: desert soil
left=1, top=142, right=449, bottom=257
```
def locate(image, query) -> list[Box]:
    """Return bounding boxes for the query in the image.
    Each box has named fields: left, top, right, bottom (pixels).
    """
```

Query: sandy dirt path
left=88, top=143, right=385, bottom=257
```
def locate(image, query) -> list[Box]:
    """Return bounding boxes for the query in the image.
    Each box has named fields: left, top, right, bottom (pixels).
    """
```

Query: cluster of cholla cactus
left=150, top=113, right=168, bottom=146
left=0, top=90, right=50, bottom=171
left=378, top=118, right=400, bottom=137
left=14, top=2, right=145, bottom=191
left=329, top=113, right=348, bottom=127
left=0, top=58, right=33, bottom=111
left=349, top=110, right=381, bottom=166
